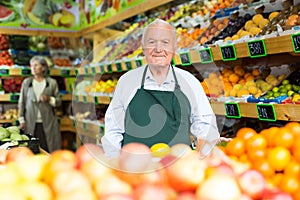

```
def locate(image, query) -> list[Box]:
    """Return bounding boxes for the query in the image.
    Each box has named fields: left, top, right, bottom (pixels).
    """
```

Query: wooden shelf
left=211, top=102, right=300, bottom=122
left=0, top=28, right=80, bottom=38
left=74, top=95, right=111, bottom=105
left=0, top=93, right=72, bottom=102
left=60, top=117, right=76, bottom=132
left=0, top=67, right=77, bottom=77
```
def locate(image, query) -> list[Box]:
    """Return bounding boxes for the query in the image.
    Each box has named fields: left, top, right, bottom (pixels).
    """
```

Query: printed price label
left=100, top=65, right=105, bottom=74
left=247, top=40, right=267, bottom=58
left=199, top=48, right=213, bottom=63
left=179, top=52, right=192, bottom=66
left=256, top=104, right=276, bottom=121
left=91, top=67, right=97, bottom=75
left=106, top=64, right=112, bottom=73
left=291, top=33, right=300, bottom=52
left=84, top=67, right=89, bottom=74
left=21, top=68, right=31, bottom=76
left=60, top=69, right=70, bottom=76
left=116, top=62, right=122, bottom=72
left=0, top=68, right=9, bottom=76
left=125, top=61, right=132, bottom=70
left=220, top=45, right=237, bottom=61
left=135, top=59, right=143, bottom=67
left=10, top=94, right=19, bottom=102
left=224, top=102, right=241, bottom=118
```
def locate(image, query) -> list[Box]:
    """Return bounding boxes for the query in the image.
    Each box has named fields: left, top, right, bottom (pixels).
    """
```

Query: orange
left=272, top=173, right=284, bottom=187
left=292, top=188, right=300, bottom=200
left=225, top=137, right=245, bottom=157
left=247, top=148, right=267, bottom=162
left=252, top=68, right=260, bottom=76
left=284, top=160, right=300, bottom=177
left=253, top=159, right=275, bottom=178
left=278, top=175, right=300, bottom=194
left=236, top=127, right=257, bottom=141
left=260, top=126, right=279, bottom=147
left=292, top=137, right=300, bottom=163
left=245, top=134, right=267, bottom=152
left=267, top=147, right=291, bottom=171
left=285, top=122, right=300, bottom=138
left=229, top=73, right=239, bottom=83
left=273, top=127, right=294, bottom=149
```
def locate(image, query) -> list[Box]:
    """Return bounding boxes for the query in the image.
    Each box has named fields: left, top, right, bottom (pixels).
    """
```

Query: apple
left=94, top=173, right=133, bottom=198
left=80, top=157, right=113, bottom=184
left=50, top=169, right=92, bottom=196
left=75, top=143, right=105, bottom=168
left=101, top=194, right=134, bottom=200
left=43, top=149, right=77, bottom=183
left=133, top=183, right=176, bottom=200
left=165, top=151, right=206, bottom=192
left=5, top=146, right=34, bottom=163
left=0, top=149, right=8, bottom=164
left=237, top=169, right=266, bottom=199
left=160, top=154, right=177, bottom=167
left=0, top=162, right=22, bottom=185
left=170, top=143, right=192, bottom=158
left=196, top=174, right=241, bottom=200
left=263, top=189, right=293, bottom=200
left=176, top=191, right=197, bottom=200
left=16, top=154, right=49, bottom=182
left=205, top=162, right=235, bottom=178
left=119, top=143, right=153, bottom=173
left=21, top=181, right=53, bottom=200
left=55, top=188, right=97, bottom=200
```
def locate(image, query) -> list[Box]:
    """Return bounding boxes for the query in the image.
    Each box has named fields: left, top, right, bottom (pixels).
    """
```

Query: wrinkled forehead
left=143, top=26, right=176, bottom=42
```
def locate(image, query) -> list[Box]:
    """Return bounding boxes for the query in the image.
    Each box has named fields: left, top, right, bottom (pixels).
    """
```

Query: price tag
left=220, top=45, right=237, bottom=61
left=100, top=65, right=105, bottom=74
left=224, top=102, right=241, bottom=118
left=125, top=61, right=132, bottom=70
left=83, top=95, right=87, bottom=103
left=0, top=68, right=10, bottom=76
left=21, top=68, right=31, bottom=76
left=75, top=95, right=79, bottom=102
left=94, top=96, right=98, bottom=104
left=75, top=69, right=78, bottom=76
left=84, top=67, right=89, bottom=74
left=91, top=67, right=97, bottom=75
left=135, top=59, right=143, bottom=67
left=256, top=104, right=277, bottom=121
left=116, top=62, right=122, bottom=72
left=179, top=52, right=192, bottom=66
left=291, top=33, right=300, bottom=52
left=10, top=94, right=19, bottom=102
left=60, top=69, right=70, bottom=76
left=199, top=48, right=213, bottom=63
left=106, top=64, right=112, bottom=73
left=247, top=40, right=267, bottom=58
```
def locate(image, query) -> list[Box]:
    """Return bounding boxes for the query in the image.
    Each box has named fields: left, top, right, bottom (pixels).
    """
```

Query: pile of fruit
left=0, top=50, right=14, bottom=66
left=2, top=77, right=23, bottom=93
left=0, top=34, right=9, bottom=50
left=0, top=109, right=19, bottom=121
left=0, top=139, right=293, bottom=199
left=84, top=78, right=118, bottom=94
left=222, top=122, right=300, bottom=199
left=0, top=126, right=29, bottom=144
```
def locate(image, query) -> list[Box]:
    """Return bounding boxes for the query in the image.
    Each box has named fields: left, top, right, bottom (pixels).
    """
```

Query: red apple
left=119, top=143, right=153, bottom=173
left=5, top=146, right=34, bottom=163
left=262, top=189, right=293, bottom=200
left=50, top=168, right=92, bottom=196
left=196, top=174, right=241, bottom=200
left=176, top=191, right=197, bottom=200
left=165, top=151, right=207, bottom=192
left=237, top=169, right=266, bottom=199
left=133, top=183, right=176, bottom=200
left=75, top=143, right=105, bottom=168
left=160, top=154, right=177, bottom=167
left=94, top=173, right=133, bottom=198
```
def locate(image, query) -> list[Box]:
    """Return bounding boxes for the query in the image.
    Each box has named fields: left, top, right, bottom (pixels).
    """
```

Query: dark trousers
left=34, top=123, right=49, bottom=152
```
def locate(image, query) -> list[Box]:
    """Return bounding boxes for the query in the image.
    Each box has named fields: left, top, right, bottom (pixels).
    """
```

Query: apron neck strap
left=141, top=65, right=180, bottom=89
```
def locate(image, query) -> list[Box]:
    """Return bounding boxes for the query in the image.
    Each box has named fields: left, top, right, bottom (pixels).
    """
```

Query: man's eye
left=163, top=40, right=169, bottom=44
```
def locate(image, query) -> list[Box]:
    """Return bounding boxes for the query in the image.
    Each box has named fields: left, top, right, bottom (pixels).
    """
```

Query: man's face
left=142, top=25, right=176, bottom=67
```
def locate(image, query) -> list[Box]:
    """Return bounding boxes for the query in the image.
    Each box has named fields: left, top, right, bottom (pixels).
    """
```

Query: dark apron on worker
left=123, top=65, right=191, bottom=147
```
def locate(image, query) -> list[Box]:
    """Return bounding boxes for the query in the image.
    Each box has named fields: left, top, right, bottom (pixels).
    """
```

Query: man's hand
left=19, top=122, right=26, bottom=130
left=217, top=137, right=232, bottom=144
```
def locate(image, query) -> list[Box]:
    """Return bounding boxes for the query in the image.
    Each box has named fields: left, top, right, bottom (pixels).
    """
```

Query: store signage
left=224, top=102, right=241, bottom=118
left=94, top=96, right=98, bottom=104
left=0, top=68, right=10, bottom=76
left=256, top=103, right=276, bottom=121
left=60, top=69, right=70, bottom=76
left=116, top=62, right=122, bottom=72
left=220, top=45, right=237, bottom=61
left=125, top=61, right=132, bottom=70
left=199, top=48, right=213, bottom=63
left=247, top=40, right=267, bottom=58
left=106, top=64, right=112, bottom=73
left=83, top=95, right=87, bottom=103
left=135, top=59, right=143, bottom=67
left=10, top=94, right=19, bottom=102
left=179, top=52, right=192, bottom=66
left=21, top=68, right=31, bottom=76
left=84, top=67, right=89, bottom=74
left=100, top=65, right=105, bottom=74
left=291, top=33, right=300, bottom=52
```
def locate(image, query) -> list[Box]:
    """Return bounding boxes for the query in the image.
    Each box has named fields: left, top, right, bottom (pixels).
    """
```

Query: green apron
left=123, top=66, right=191, bottom=147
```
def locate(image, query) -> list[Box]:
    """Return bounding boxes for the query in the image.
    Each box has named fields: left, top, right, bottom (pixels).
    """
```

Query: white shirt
left=101, top=65, right=220, bottom=158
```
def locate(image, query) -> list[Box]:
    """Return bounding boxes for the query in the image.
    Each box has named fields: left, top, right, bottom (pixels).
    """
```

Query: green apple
left=272, top=87, right=279, bottom=93
left=288, top=90, right=295, bottom=97
left=282, top=79, right=289, bottom=85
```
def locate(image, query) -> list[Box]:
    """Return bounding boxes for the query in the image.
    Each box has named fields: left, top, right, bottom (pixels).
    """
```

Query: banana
left=22, top=0, right=38, bottom=17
